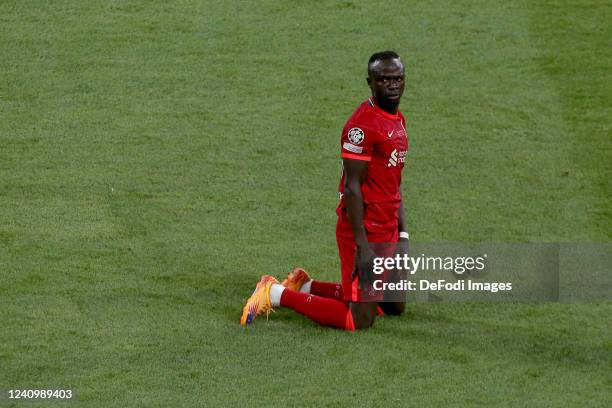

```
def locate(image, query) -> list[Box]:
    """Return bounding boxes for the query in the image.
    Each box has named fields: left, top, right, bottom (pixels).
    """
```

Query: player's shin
left=280, top=290, right=354, bottom=330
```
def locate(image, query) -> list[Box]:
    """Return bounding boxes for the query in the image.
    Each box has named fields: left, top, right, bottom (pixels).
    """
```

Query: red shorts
left=336, top=215, right=398, bottom=302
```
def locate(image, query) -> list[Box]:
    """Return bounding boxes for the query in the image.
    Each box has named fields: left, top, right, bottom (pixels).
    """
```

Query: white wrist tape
left=399, top=231, right=409, bottom=240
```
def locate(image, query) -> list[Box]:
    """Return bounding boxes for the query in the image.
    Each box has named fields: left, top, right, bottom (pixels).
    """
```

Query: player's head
left=367, top=51, right=405, bottom=113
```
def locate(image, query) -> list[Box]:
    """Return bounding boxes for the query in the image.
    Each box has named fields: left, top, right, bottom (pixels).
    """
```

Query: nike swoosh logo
left=387, top=130, right=394, bottom=138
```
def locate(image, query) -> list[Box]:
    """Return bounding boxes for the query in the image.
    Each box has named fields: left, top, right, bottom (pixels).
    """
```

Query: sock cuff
left=269, top=283, right=285, bottom=307
left=300, top=280, right=312, bottom=294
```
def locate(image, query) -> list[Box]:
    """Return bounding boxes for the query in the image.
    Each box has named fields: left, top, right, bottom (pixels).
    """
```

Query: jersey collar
left=368, top=96, right=400, bottom=120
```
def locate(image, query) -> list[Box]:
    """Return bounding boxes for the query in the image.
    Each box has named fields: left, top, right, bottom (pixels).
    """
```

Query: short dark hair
left=368, top=50, right=400, bottom=67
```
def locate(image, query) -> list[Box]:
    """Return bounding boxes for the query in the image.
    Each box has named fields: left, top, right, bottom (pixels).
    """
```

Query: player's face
left=367, top=58, right=405, bottom=113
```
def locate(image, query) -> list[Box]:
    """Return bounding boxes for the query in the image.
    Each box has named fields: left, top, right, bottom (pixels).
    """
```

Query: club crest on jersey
left=347, top=127, right=365, bottom=145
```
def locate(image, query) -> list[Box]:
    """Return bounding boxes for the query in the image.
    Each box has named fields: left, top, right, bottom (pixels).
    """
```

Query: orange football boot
left=240, top=275, right=278, bottom=326
left=281, top=267, right=311, bottom=292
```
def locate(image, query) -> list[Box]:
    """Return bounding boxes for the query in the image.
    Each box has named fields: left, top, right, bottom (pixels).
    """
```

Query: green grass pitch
left=1, top=0, right=610, bottom=406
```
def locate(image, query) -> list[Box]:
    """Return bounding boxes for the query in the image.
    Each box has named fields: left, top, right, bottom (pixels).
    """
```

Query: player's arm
left=396, top=190, right=409, bottom=260
left=382, top=187, right=407, bottom=316
left=342, top=158, right=370, bottom=248
left=396, top=188, right=409, bottom=257
left=342, top=158, right=377, bottom=283
left=398, top=115, right=409, bottom=241
left=398, top=192, right=407, bottom=237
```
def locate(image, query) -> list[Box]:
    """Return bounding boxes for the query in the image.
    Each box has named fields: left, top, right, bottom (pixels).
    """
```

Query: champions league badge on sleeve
left=348, top=127, right=365, bottom=145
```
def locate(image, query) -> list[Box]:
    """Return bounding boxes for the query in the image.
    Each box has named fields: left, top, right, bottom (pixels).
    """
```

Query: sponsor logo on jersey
left=347, top=127, right=365, bottom=145
left=387, top=149, right=407, bottom=167
left=343, top=142, right=363, bottom=154
left=387, top=129, right=395, bottom=138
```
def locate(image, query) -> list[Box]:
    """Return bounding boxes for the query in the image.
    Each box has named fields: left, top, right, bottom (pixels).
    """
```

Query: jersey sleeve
left=399, top=113, right=409, bottom=151
left=340, top=122, right=376, bottom=162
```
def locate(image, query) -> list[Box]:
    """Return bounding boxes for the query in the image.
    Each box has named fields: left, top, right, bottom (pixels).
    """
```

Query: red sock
left=280, top=289, right=354, bottom=331
left=310, top=280, right=343, bottom=300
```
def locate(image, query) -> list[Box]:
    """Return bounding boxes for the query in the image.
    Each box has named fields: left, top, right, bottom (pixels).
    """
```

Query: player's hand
left=376, top=237, right=409, bottom=302
left=396, top=237, right=409, bottom=258
left=394, top=237, right=409, bottom=280
left=354, top=244, right=377, bottom=290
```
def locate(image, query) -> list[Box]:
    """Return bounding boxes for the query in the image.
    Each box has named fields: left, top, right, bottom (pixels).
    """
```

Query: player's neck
left=372, top=97, right=400, bottom=116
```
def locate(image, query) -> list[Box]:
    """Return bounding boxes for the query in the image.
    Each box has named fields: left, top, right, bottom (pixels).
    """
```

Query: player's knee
left=380, top=302, right=405, bottom=316
left=353, top=314, right=375, bottom=330
left=350, top=303, right=377, bottom=330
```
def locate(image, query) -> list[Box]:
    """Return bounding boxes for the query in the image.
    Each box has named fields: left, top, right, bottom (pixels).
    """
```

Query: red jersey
left=337, top=97, right=408, bottom=234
